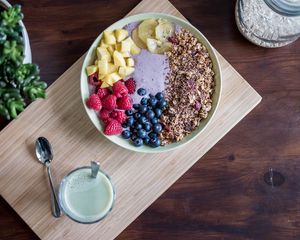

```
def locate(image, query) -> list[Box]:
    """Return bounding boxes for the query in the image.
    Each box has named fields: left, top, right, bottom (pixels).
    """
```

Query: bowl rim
left=80, top=12, right=222, bottom=153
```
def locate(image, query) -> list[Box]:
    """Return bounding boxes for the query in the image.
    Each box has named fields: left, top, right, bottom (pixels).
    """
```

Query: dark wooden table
left=1, top=0, right=300, bottom=239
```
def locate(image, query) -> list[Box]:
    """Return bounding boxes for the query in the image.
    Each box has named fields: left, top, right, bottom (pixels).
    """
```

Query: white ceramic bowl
left=80, top=13, right=222, bottom=153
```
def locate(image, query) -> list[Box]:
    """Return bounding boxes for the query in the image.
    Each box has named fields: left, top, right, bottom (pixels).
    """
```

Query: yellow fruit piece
left=114, top=43, right=122, bottom=52
left=130, top=43, right=141, bottom=55
left=86, top=65, right=98, bottom=76
left=121, top=51, right=131, bottom=58
left=115, top=29, right=128, bottom=42
left=121, top=37, right=133, bottom=52
left=113, top=51, right=126, bottom=67
left=99, top=40, right=108, bottom=48
left=101, top=81, right=110, bottom=88
left=104, top=31, right=116, bottom=45
left=146, top=38, right=160, bottom=53
left=94, top=59, right=98, bottom=65
left=96, top=47, right=112, bottom=62
left=98, top=73, right=105, bottom=80
left=97, top=59, right=108, bottom=75
left=156, top=42, right=172, bottom=54
left=103, top=72, right=122, bottom=86
left=138, top=18, right=158, bottom=44
left=155, top=20, right=175, bottom=41
left=107, top=63, right=118, bottom=74
left=118, top=66, right=135, bottom=77
left=107, top=45, right=115, bottom=55
left=126, top=58, right=134, bottom=67
left=132, top=28, right=147, bottom=49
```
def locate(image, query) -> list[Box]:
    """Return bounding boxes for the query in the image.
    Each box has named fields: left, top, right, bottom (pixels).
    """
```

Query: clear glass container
left=235, top=0, right=300, bottom=47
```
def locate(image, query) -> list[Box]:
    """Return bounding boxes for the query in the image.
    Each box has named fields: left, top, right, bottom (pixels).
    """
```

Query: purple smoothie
left=124, top=22, right=169, bottom=103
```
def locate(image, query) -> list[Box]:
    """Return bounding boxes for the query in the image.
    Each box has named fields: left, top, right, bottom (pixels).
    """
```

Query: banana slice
left=146, top=38, right=172, bottom=54
left=138, top=19, right=158, bottom=45
left=155, top=20, right=175, bottom=42
left=132, top=28, right=147, bottom=49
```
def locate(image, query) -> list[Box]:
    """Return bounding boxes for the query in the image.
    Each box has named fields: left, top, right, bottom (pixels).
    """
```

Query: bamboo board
left=0, top=0, right=262, bottom=239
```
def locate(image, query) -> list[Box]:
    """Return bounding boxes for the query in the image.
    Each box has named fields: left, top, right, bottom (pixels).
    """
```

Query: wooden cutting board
left=0, top=0, right=262, bottom=239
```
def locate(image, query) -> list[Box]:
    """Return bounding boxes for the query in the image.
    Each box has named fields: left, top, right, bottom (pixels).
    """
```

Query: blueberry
left=143, top=122, right=152, bottom=132
left=125, top=109, right=134, bottom=116
left=134, top=112, right=141, bottom=119
left=149, top=132, right=158, bottom=139
left=122, top=130, right=131, bottom=139
left=134, top=122, right=142, bottom=129
left=150, top=138, right=161, bottom=148
left=137, top=88, right=147, bottom=96
left=133, top=104, right=140, bottom=110
left=149, top=94, right=155, bottom=98
left=151, top=117, right=158, bottom=124
left=143, top=136, right=150, bottom=145
left=137, top=129, right=147, bottom=138
left=131, top=134, right=138, bottom=141
left=148, top=97, right=158, bottom=107
left=154, top=108, right=162, bottom=117
left=122, top=123, right=128, bottom=128
left=133, top=138, right=143, bottom=147
left=153, top=123, right=162, bottom=133
left=139, top=105, right=147, bottom=114
left=138, top=116, right=147, bottom=124
left=155, top=92, right=164, bottom=100
left=146, top=110, right=155, bottom=119
left=140, top=97, right=148, bottom=105
left=157, top=99, right=168, bottom=109
left=127, top=117, right=135, bottom=126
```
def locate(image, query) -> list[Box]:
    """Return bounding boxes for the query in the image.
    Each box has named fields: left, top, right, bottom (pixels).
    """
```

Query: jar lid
left=264, top=0, right=300, bottom=16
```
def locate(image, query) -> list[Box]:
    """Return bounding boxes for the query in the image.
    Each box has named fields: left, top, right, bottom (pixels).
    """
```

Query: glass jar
left=235, top=0, right=300, bottom=47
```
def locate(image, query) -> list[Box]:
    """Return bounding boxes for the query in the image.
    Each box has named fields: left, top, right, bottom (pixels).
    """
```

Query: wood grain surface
left=0, top=1, right=299, bottom=240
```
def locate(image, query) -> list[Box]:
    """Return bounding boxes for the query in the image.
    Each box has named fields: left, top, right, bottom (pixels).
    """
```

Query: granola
left=160, top=29, right=215, bottom=145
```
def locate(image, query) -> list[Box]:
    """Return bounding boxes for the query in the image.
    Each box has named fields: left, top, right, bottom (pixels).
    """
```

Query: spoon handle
left=46, top=165, right=61, bottom=218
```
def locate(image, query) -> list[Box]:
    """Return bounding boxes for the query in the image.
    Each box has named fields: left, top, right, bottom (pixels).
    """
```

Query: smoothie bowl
left=80, top=13, right=222, bottom=153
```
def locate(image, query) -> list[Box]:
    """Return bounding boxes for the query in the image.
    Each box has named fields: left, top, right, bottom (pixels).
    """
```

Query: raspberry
left=111, top=110, right=127, bottom=124
left=124, top=78, right=136, bottom=94
left=110, top=110, right=118, bottom=119
left=112, top=81, right=128, bottom=98
left=104, top=119, right=123, bottom=135
left=86, top=94, right=102, bottom=111
left=99, top=109, right=111, bottom=122
left=97, top=87, right=109, bottom=99
left=117, top=95, right=132, bottom=110
left=88, top=72, right=101, bottom=86
left=102, top=94, right=117, bottom=110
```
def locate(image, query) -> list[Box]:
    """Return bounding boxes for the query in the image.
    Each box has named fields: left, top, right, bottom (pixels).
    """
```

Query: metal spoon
left=35, top=137, right=61, bottom=218
left=91, top=161, right=100, bottom=178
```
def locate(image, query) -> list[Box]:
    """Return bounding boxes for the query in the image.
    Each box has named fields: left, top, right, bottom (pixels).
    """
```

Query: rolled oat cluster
left=160, top=29, right=215, bottom=145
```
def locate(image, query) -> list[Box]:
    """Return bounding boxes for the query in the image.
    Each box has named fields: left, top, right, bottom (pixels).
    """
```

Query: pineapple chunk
left=121, top=51, right=131, bottom=58
left=107, top=63, right=118, bottom=74
left=103, top=72, right=122, bottom=86
left=99, top=40, right=108, bottom=48
left=130, top=43, right=141, bottom=55
left=94, top=59, right=98, bottom=65
left=107, top=45, right=115, bottom=55
left=96, top=47, right=112, bottom=62
left=114, top=43, right=122, bottom=52
left=115, top=29, right=128, bottom=42
left=103, top=31, right=116, bottom=45
left=118, top=66, right=135, bottom=77
left=121, top=37, right=133, bottom=52
left=101, top=81, right=110, bottom=88
left=97, top=59, right=108, bottom=75
left=86, top=65, right=98, bottom=76
left=126, top=58, right=134, bottom=67
left=98, top=73, right=105, bottom=80
left=113, top=51, right=126, bottom=67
